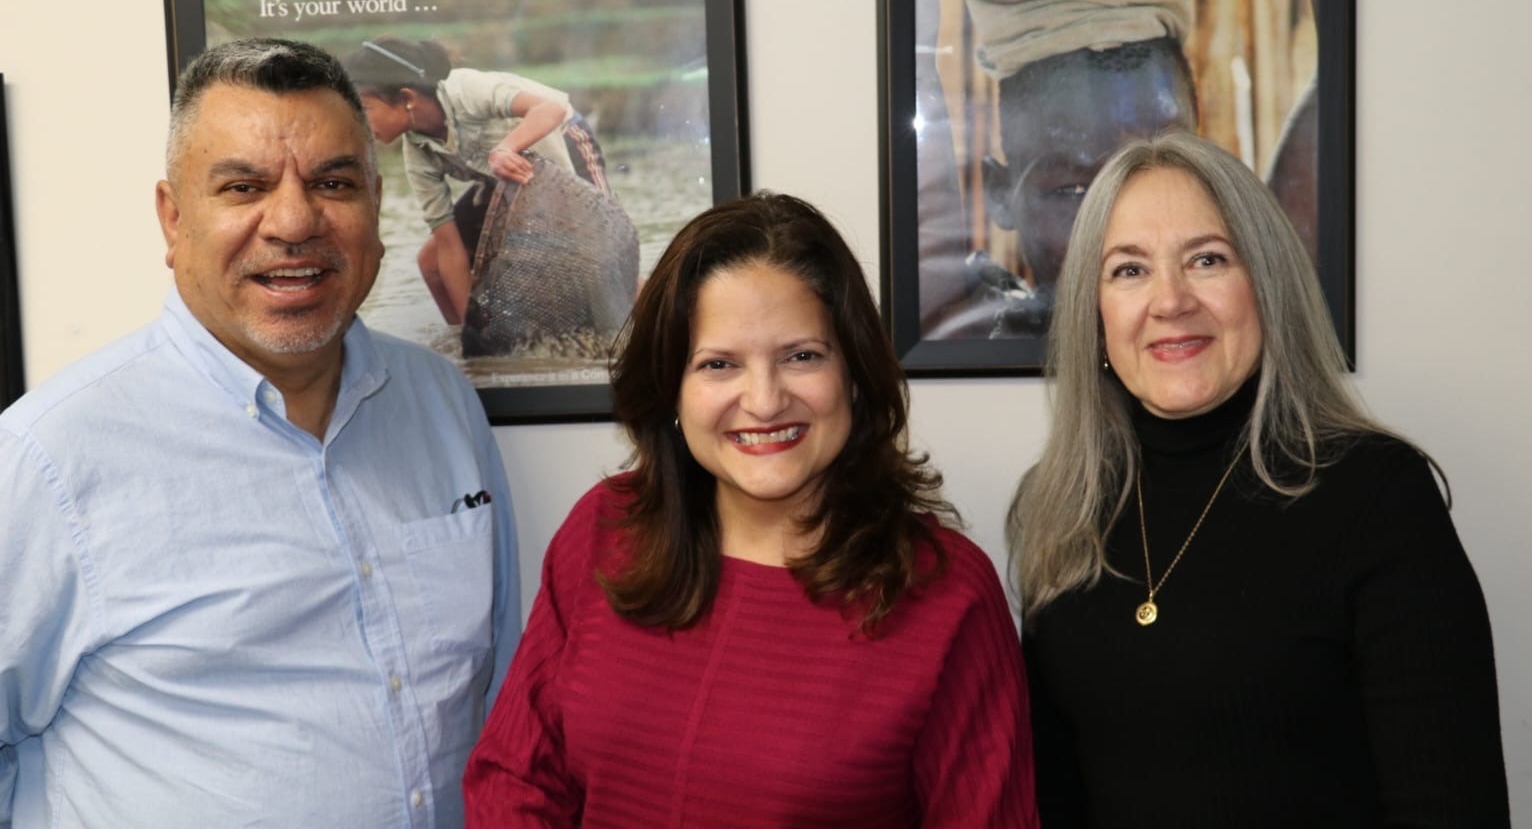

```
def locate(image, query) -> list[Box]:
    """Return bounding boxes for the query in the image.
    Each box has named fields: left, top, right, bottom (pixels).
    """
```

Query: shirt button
left=390, top=674, right=402, bottom=693
left=244, top=403, right=258, bottom=418
left=359, top=561, right=373, bottom=579
left=411, top=789, right=424, bottom=808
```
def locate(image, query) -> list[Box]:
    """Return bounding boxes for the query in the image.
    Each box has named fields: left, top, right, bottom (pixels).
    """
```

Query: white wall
left=3, top=0, right=1526, bottom=817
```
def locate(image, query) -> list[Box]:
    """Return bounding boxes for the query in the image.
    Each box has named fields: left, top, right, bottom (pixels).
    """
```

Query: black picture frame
left=0, top=75, right=25, bottom=410
left=163, top=0, right=749, bottom=423
left=878, top=0, right=1354, bottom=376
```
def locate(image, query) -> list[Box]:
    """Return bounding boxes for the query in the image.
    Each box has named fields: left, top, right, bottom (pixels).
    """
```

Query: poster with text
left=168, top=0, right=746, bottom=421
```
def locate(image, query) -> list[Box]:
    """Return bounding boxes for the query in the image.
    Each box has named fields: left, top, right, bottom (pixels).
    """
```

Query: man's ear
left=154, top=180, right=181, bottom=270
left=981, top=155, right=1016, bottom=231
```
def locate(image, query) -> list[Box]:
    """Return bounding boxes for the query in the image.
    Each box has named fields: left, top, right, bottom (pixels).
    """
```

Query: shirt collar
left=159, top=290, right=389, bottom=429
left=405, top=81, right=456, bottom=153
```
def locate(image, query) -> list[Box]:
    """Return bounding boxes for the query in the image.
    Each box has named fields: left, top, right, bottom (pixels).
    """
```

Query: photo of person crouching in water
left=344, top=36, right=637, bottom=361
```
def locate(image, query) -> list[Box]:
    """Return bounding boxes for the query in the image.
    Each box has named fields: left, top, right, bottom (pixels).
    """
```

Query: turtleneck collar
left=1130, top=373, right=1259, bottom=458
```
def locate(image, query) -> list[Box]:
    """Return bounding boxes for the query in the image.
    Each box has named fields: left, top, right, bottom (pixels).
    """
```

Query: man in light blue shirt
left=0, top=39, right=518, bottom=827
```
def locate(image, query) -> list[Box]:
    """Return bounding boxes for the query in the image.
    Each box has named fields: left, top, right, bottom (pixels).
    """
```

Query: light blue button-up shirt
left=0, top=293, right=519, bottom=827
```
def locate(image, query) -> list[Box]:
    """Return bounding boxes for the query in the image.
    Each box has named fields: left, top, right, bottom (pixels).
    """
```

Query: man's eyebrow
left=206, top=159, right=266, bottom=181
left=204, top=156, right=366, bottom=181
left=311, top=155, right=367, bottom=177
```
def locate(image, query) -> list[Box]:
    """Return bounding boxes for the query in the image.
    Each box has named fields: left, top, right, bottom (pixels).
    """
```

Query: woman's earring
left=1102, top=354, right=1110, bottom=371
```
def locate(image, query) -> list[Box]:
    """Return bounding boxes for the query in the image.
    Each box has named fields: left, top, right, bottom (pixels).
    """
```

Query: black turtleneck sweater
left=1023, top=382, right=1509, bottom=827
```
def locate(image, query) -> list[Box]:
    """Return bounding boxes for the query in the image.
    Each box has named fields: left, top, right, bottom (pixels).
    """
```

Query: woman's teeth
left=733, top=426, right=803, bottom=446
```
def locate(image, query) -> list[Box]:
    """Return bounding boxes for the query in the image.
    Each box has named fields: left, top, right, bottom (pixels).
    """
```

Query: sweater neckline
left=1131, top=375, right=1258, bottom=457
left=722, top=554, right=797, bottom=583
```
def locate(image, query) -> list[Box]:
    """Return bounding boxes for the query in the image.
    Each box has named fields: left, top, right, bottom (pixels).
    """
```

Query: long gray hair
left=1009, top=131, right=1413, bottom=620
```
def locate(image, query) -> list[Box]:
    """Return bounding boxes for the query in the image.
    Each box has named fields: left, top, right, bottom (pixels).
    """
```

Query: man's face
left=155, top=83, right=384, bottom=378
left=987, top=41, right=1196, bottom=295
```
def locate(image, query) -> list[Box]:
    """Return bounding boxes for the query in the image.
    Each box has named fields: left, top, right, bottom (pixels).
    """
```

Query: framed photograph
left=879, top=0, right=1354, bottom=375
left=164, top=0, right=749, bottom=422
left=0, top=75, right=24, bottom=410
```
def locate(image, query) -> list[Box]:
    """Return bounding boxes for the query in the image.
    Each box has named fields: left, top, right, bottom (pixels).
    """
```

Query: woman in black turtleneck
left=1007, top=132, right=1508, bottom=827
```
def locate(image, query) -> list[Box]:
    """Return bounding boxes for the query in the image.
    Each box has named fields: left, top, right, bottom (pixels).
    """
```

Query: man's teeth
left=257, top=268, right=323, bottom=291
left=733, top=426, right=803, bottom=446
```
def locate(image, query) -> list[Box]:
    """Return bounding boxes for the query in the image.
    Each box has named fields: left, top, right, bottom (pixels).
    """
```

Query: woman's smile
left=729, top=424, right=807, bottom=450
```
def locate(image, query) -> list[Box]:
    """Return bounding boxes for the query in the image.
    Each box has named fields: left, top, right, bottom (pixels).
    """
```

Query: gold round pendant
left=1135, top=601, right=1158, bottom=626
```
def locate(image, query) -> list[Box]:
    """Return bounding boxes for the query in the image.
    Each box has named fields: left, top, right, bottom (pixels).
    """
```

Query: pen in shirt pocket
left=451, top=490, right=492, bottom=513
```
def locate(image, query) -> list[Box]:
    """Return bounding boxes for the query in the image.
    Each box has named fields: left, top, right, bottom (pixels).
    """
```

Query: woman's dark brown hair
left=605, top=191, right=957, bottom=636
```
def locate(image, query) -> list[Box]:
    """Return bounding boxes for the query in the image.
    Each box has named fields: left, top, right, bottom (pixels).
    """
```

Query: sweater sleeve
left=463, top=492, right=595, bottom=827
left=1019, top=630, right=1088, bottom=828
left=1346, top=446, right=1509, bottom=827
left=911, top=538, right=1040, bottom=828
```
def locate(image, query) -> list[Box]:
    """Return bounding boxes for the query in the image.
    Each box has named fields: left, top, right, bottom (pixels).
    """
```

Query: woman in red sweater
left=464, top=192, right=1038, bottom=827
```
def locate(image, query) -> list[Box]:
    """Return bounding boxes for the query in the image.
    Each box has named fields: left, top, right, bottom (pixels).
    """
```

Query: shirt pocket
left=398, top=507, right=494, bottom=654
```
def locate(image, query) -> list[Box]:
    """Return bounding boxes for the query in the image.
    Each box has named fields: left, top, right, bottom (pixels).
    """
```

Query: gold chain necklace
left=1133, top=457, right=1239, bottom=626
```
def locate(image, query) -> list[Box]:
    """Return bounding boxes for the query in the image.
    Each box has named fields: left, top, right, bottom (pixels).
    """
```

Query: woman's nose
left=741, top=366, right=788, bottom=420
left=1149, top=270, right=1198, bottom=318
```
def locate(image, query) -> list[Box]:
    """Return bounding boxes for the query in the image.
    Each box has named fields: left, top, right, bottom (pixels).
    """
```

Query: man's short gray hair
left=165, top=38, right=370, bottom=178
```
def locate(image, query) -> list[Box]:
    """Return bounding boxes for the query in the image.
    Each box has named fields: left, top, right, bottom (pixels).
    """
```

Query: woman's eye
left=787, top=350, right=822, bottom=363
left=1109, top=264, right=1144, bottom=279
left=699, top=359, right=731, bottom=371
left=1192, top=253, right=1226, bottom=267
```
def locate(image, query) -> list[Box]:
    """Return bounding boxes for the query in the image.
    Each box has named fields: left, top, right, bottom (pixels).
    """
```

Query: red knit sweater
left=464, top=479, right=1038, bottom=827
